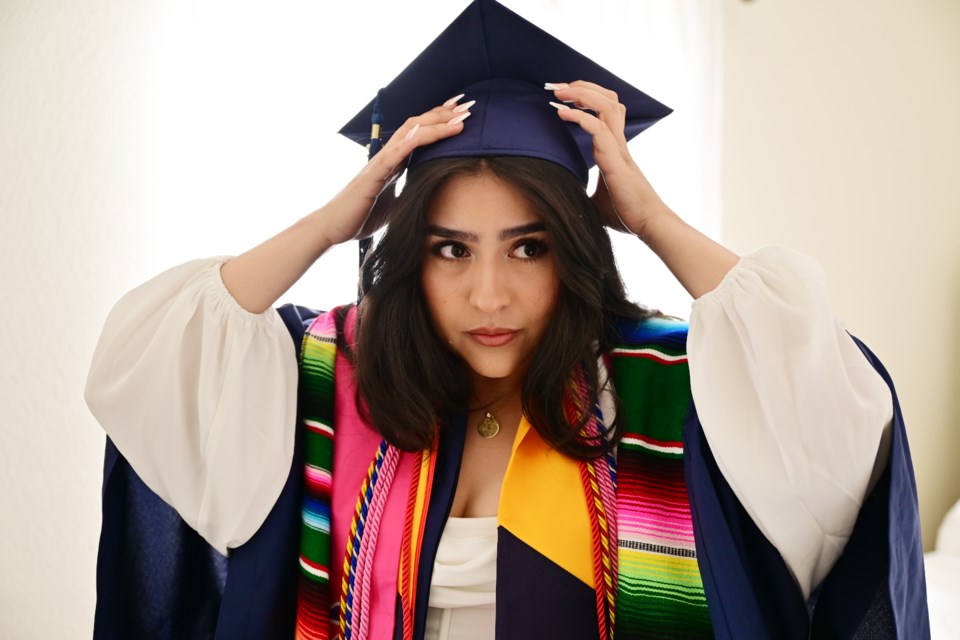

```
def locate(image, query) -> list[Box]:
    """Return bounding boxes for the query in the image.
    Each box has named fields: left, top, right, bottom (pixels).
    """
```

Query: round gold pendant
left=477, top=411, right=500, bottom=438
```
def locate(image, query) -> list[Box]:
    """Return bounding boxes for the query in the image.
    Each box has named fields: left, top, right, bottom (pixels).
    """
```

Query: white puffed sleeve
left=687, top=246, right=893, bottom=600
left=84, top=257, right=299, bottom=554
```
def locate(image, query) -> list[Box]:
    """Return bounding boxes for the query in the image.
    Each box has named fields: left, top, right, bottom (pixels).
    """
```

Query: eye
left=509, top=239, right=549, bottom=260
left=433, top=242, right=470, bottom=260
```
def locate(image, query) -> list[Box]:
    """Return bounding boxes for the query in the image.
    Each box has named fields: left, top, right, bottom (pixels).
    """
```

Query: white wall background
left=721, top=0, right=960, bottom=552
left=0, top=1, right=719, bottom=636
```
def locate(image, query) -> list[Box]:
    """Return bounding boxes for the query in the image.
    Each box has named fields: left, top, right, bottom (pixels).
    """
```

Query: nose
left=467, top=256, right=510, bottom=313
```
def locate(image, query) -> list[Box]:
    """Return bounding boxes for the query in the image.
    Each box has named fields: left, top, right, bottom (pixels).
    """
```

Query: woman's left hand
left=548, top=80, right=739, bottom=298
left=546, top=81, right=669, bottom=241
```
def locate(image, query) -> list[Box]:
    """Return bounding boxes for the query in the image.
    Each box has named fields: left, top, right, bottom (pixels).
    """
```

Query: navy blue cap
left=339, top=0, right=672, bottom=184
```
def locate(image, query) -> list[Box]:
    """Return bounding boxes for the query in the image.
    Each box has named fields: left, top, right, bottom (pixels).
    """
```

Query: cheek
left=421, top=268, right=460, bottom=339
left=421, top=267, right=463, bottom=309
left=530, top=268, right=561, bottom=317
left=515, top=276, right=559, bottom=344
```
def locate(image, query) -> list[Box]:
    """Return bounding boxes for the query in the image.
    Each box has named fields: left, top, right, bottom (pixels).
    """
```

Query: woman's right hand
left=220, top=97, right=471, bottom=314
left=316, top=97, right=473, bottom=247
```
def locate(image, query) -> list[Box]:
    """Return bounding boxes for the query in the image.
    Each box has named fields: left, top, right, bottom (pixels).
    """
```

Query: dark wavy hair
left=338, top=156, right=655, bottom=460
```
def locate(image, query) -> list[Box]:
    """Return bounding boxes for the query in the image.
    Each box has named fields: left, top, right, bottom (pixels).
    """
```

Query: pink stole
left=329, top=307, right=412, bottom=638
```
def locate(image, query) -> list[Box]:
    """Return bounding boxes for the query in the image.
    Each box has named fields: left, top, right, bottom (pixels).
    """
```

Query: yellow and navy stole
left=294, top=309, right=712, bottom=639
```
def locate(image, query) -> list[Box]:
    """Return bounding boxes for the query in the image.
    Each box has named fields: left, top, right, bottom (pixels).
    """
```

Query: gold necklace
left=474, top=389, right=518, bottom=439
left=477, top=411, right=500, bottom=439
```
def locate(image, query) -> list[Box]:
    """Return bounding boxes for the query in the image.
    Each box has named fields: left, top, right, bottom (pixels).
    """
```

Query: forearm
left=638, top=203, right=739, bottom=300
left=220, top=208, right=335, bottom=314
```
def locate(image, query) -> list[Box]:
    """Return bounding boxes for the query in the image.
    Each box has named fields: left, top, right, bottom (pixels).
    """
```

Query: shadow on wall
left=947, top=271, right=960, bottom=506
left=933, top=265, right=960, bottom=545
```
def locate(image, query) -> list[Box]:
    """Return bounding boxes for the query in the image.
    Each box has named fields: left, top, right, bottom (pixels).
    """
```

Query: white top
left=424, top=516, right=498, bottom=640
left=925, top=500, right=960, bottom=639
left=84, top=246, right=893, bottom=600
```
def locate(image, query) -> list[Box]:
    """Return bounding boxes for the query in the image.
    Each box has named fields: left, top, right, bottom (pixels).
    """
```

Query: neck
left=469, top=371, right=524, bottom=443
left=471, top=372, right=522, bottom=413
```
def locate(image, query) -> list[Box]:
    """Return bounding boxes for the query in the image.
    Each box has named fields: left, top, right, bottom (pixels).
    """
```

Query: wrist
left=628, top=202, right=678, bottom=245
left=300, top=207, right=338, bottom=259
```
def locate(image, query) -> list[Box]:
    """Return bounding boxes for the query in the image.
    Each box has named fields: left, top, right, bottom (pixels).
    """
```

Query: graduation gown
left=92, top=303, right=929, bottom=640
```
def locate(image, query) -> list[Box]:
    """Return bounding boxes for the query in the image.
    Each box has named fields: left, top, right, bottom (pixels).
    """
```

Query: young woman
left=85, top=1, right=927, bottom=638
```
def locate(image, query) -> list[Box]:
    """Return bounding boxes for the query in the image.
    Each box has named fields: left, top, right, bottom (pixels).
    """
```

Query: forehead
left=425, top=172, right=542, bottom=230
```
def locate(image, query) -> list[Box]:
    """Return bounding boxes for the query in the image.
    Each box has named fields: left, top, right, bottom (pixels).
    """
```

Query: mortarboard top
left=339, top=0, right=672, bottom=184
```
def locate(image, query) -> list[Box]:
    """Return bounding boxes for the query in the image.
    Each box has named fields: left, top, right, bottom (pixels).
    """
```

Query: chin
left=469, top=365, right=519, bottom=381
left=461, top=352, right=528, bottom=382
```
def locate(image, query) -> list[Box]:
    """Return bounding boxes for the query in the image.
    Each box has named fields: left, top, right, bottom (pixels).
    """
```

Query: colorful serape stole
left=295, top=311, right=338, bottom=640
left=610, top=317, right=713, bottom=638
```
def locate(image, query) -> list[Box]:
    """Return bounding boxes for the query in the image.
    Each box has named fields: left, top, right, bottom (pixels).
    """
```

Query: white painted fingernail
left=453, top=99, right=476, bottom=114
left=447, top=112, right=471, bottom=126
left=443, top=93, right=465, bottom=107
left=544, top=82, right=569, bottom=90
left=404, top=123, right=420, bottom=141
left=549, top=101, right=570, bottom=111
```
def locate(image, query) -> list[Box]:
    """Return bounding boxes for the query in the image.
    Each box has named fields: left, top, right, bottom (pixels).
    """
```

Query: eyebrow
left=426, top=222, right=546, bottom=242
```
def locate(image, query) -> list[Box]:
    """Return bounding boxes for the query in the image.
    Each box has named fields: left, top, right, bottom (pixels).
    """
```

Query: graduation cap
left=339, top=0, right=672, bottom=185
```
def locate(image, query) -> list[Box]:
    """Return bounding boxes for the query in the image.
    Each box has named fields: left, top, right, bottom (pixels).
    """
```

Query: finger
left=363, top=117, right=466, bottom=186
left=387, top=99, right=471, bottom=145
left=547, top=82, right=626, bottom=143
left=546, top=80, right=619, bottom=105
left=548, top=80, right=620, bottom=103
left=552, top=87, right=623, bottom=125
left=362, top=99, right=473, bottom=183
left=551, top=106, right=630, bottom=167
left=402, top=109, right=472, bottom=147
left=568, top=80, right=619, bottom=103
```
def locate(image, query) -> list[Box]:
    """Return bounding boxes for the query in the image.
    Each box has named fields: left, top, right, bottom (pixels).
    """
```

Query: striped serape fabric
left=610, top=317, right=712, bottom=638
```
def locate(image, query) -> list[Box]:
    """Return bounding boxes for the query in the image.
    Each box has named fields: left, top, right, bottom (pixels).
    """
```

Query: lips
left=467, top=328, right=518, bottom=347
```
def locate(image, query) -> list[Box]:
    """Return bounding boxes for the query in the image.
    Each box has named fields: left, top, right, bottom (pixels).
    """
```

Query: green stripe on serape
left=300, top=335, right=335, bottom=424
left=617, top=551, right=711, bottom=638
left=299, top=524, right=331, bottom=581
left=611, top=348, right=692, bottom=448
